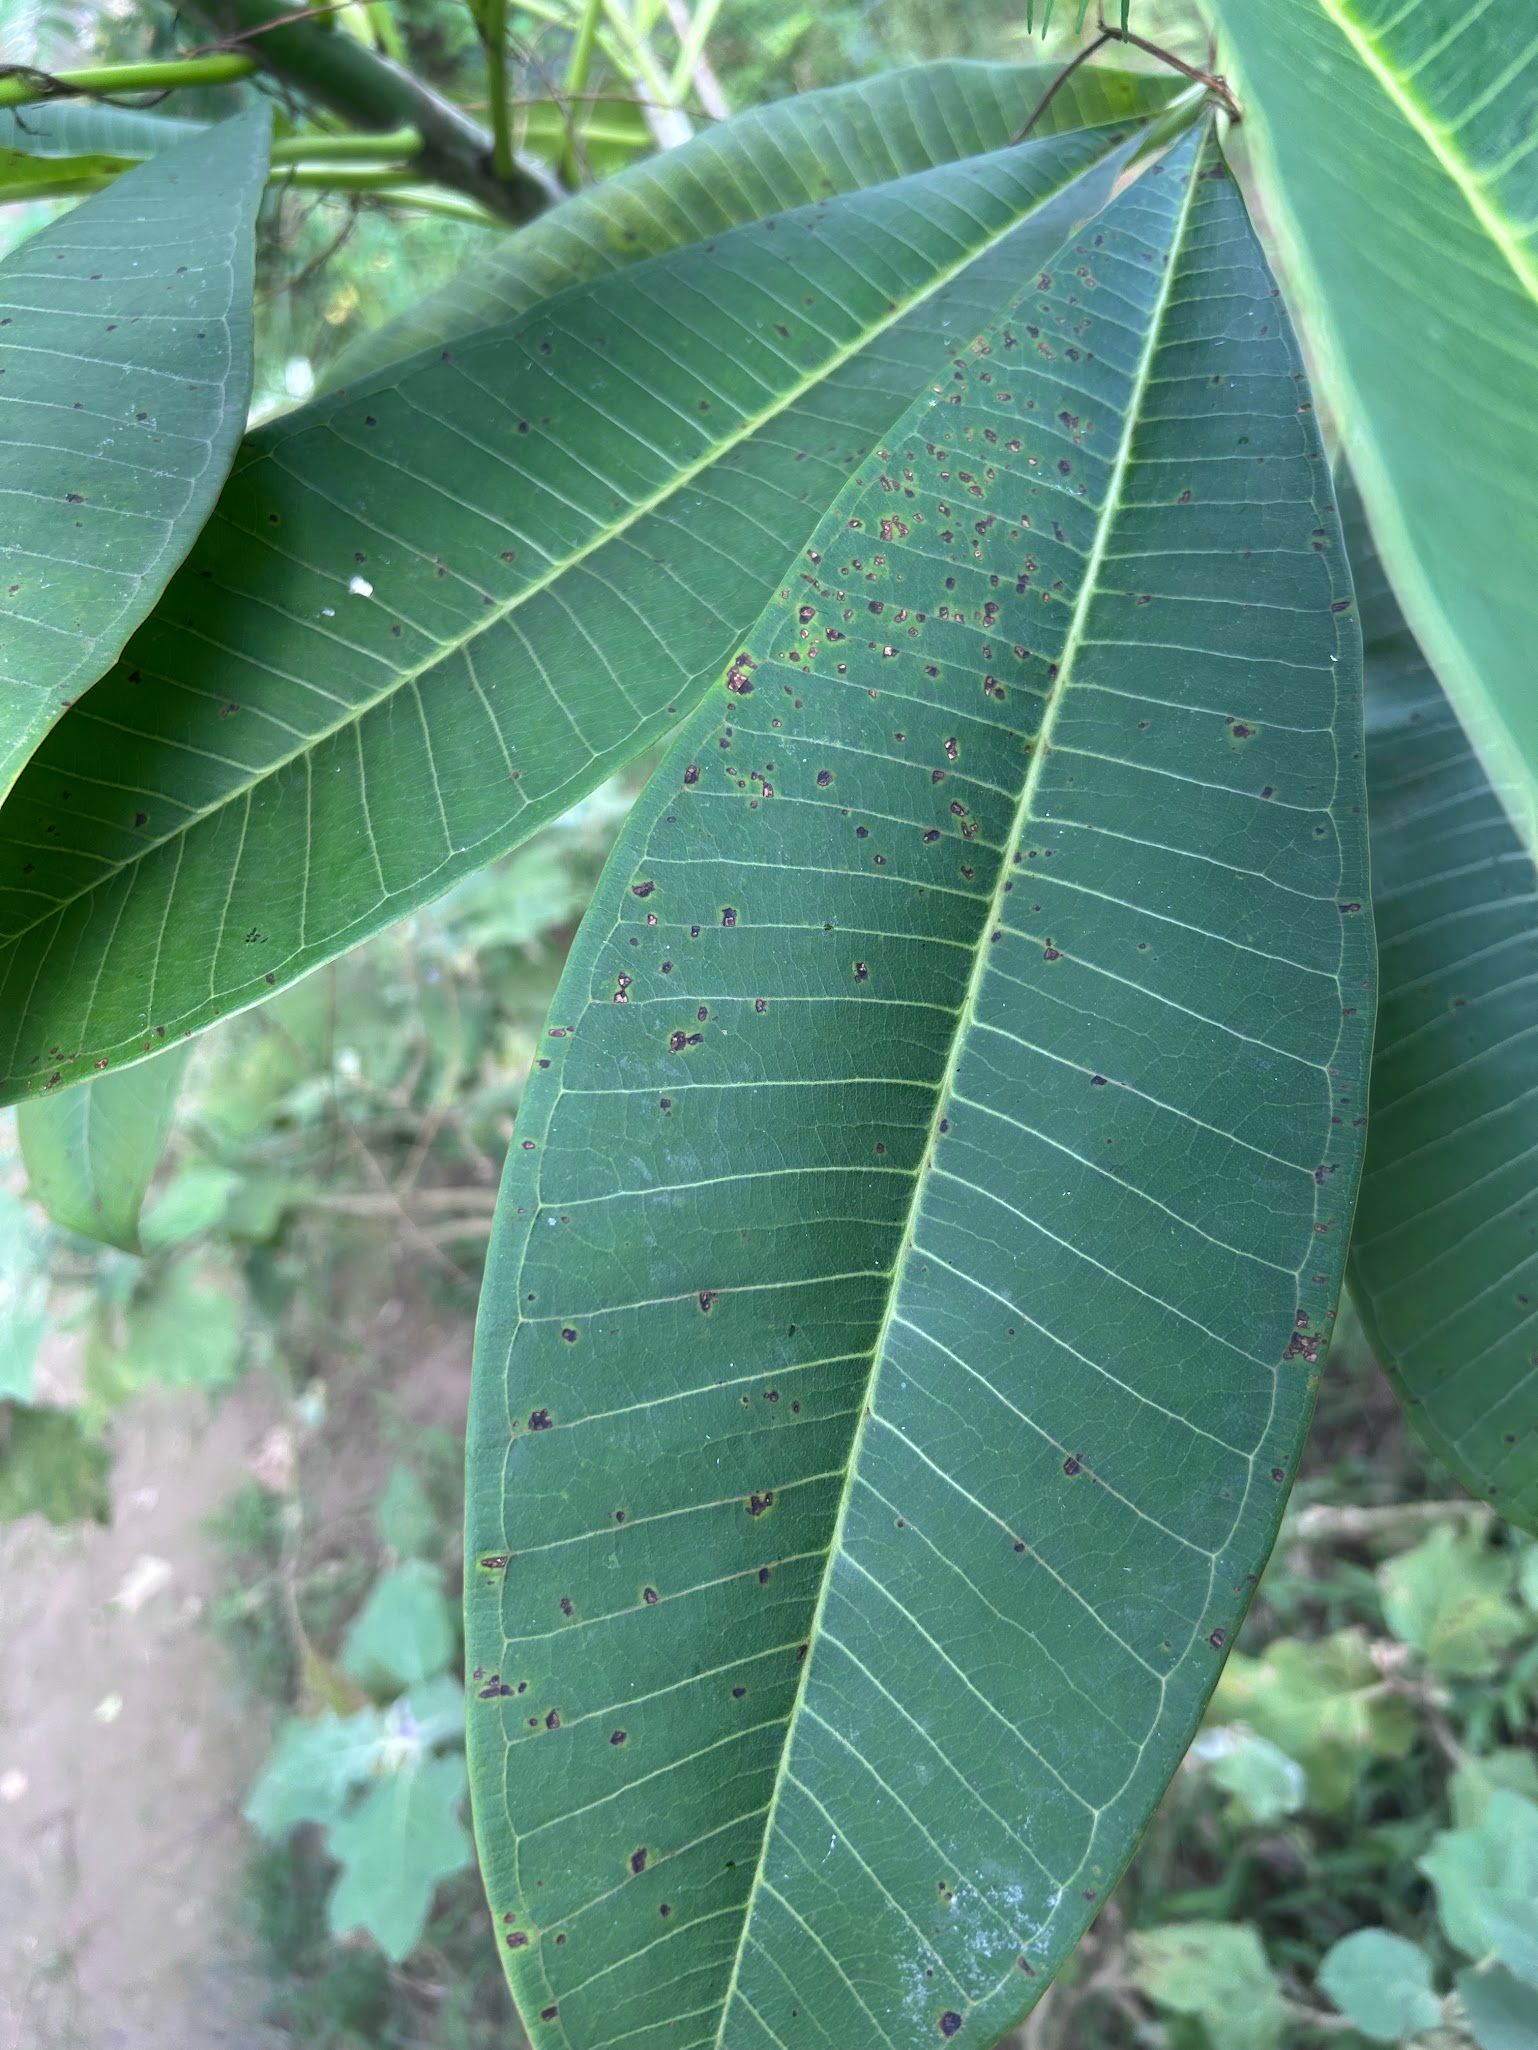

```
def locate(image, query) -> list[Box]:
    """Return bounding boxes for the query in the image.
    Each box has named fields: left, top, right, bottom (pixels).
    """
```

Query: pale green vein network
left=0, top=115, right=1155, bottom=1102
left=707, top=136, right=1207, bottom=2050
left=1314, top=0, right=1538, bottom=299
left=1207, top=0, right=1538, bottom=856
left=0, top=108, right=269, bottom=797
left=465, top=129, right=1371, bottom=2050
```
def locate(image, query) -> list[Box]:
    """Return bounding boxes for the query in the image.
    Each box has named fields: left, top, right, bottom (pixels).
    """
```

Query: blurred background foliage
left=2, top=3, right=1535, bottom=2048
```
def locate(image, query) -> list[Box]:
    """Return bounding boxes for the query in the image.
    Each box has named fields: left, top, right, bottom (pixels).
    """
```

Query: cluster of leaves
left=1149, top=1512, right=1538, bottom=2050
left=211, top=1440, right=509, bottom=2049
left=213, top=1316, right=1538, bottom=2050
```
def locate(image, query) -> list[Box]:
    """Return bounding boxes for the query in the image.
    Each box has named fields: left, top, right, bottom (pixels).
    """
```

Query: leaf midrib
left=1316, top=0, right=1538, bottom=307
left=707, top=130, right=1205, bottom=2049
left=3, top=132, right=1136, bottom=955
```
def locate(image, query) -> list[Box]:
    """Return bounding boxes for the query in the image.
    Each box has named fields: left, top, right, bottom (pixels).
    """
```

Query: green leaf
left=86, top=1254, right=243, bottom=1409
left=335, top=60, right=1182, bottom=383
left=1379, top=1524, right=1526, bottom=1679
left=1204, top=1, right=1538, bottom=856
left=0, top=1402, right=111, bottom=1524
left=0, top=1183, right=51, bottom=1400
left=0, top=103, right=204, bottom=203
left=1452, top=1751, right=1538, bottom=1833
left=1195, top=1727, right=1306, bottom=1826
left=1457, top=1965, right=1538, bottom=2050
left=245, top=1705, right=391, bottom=1836
left=17, top=1045, right=188, bottom=1251
left=1319, top=1929, right=1441, bottom=2043
left=376, top=1462, right=438, bottom=1559
left=245, top=1680, right=466, bottom=1838
left=0, top=108, right=271, bottom=799
left=326, top=1750, right=471, bottom=1962
left=0, top=111, right=1172, bottom=1106
left=0, top=102, right=204, bottom=164
left=1343, top=487, right=1538, bottom=1533
left=139, top=1164, right=245, bottom=1250
left=342, top=1560, right=457, bottom=1693
left=1130, top=1922, right=1285, bottom=2050
left=401, top=1672, right=466, bottom=1749
left=1421, top=1792, right=1538, bottom=1989
left=465, top=132, right=1371, bottom=2044
left=1213, top=1630, right=1415, bottom=1810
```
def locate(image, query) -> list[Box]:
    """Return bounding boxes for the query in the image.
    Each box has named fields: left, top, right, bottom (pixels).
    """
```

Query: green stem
left=0, top=123, right=423, bottom=184
left=282, top=177, right=498, bottom=221
left=481, top=0, right=515, bottom=181
left=599, top=0, right=689, bottom=146
left=559, top=0, right=603, bottom=185
left=41, top=164, right=501, bottom=220
left=269, top=127, right=421, bottom=164
left=363, top=1, right=407, bottom=62
left=666, top=0, right=724, bottom=107
left=273, top=164, right=417, bottom=187
left=173, top=0, right=559, bottom=221
left=0, top=52, right=255, bottom=109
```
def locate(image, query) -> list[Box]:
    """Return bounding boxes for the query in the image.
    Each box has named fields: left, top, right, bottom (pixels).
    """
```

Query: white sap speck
left=348, top=575, right=373, bottom=598
left=320, top=606, right=335, bottom=618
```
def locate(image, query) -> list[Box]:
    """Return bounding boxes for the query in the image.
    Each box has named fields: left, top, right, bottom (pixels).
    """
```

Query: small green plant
left=4, top=3, right=1538, bottom=2046
left=242, top=1460, right=471, bottom=1962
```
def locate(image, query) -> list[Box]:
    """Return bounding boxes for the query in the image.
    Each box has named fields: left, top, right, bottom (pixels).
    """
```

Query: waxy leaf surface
left=1348, top=489, right=1538, bottom=1533
left=335, top=60, right=1181, bottom=382
left=1207, top=0, right=1538, bottom=852
left=465, top=133, right=1371, bottom=2050
left=0, top=116, right=1161, bottom=1102
left=0, top=108, right=269, bottom=793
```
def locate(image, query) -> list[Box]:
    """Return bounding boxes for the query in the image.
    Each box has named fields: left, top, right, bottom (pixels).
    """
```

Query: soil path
left=1, top=1372, right=292, bottom=2050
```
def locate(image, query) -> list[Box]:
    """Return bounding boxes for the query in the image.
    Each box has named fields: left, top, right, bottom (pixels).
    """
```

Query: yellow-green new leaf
left=465, top=133, right=1371, bottom=2047
left=1205, top=0, right=1538, bottom=854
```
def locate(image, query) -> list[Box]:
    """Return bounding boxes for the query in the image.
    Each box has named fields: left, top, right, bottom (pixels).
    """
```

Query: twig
left=262, top=200, right=359, bottom=298
left=1288, top=1498, right=1493, bottom=1544
left=174, top=0, right=561, bottom=221
left=269, top=125, right=420, bottom=162
left=297, top=1187, right=498, bottom=1216
left=1109, top=22, right=1243, bottom=121
left=1013, top=28, right=1114, bottom=140
left=1014, top=4, right=1243, bottom=145
left=665, top=0, right=727, bottom=120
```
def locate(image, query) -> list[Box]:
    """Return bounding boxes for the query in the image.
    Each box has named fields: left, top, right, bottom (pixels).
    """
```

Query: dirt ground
left=1, top=1370, right=288, bottom=2050
left=0, top=1299, right=477, bottom=2050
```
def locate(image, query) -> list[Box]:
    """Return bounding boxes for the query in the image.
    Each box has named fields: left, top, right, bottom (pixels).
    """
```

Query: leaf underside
left=0, top=103, right=205, bottom=200
left=1347, top=489, right=1538, bottom=1534
left=0, top=117, right=1159, bottom=1105
left=1207, top=0, right=1538, bottom=853
left=465, top=131, right=1371, bottom=2050
left=17, top=1046, right=188, bottom=1252
left=0, top=108, right=270, bottom=795
left=332, top=60, right=1180, bottom=383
